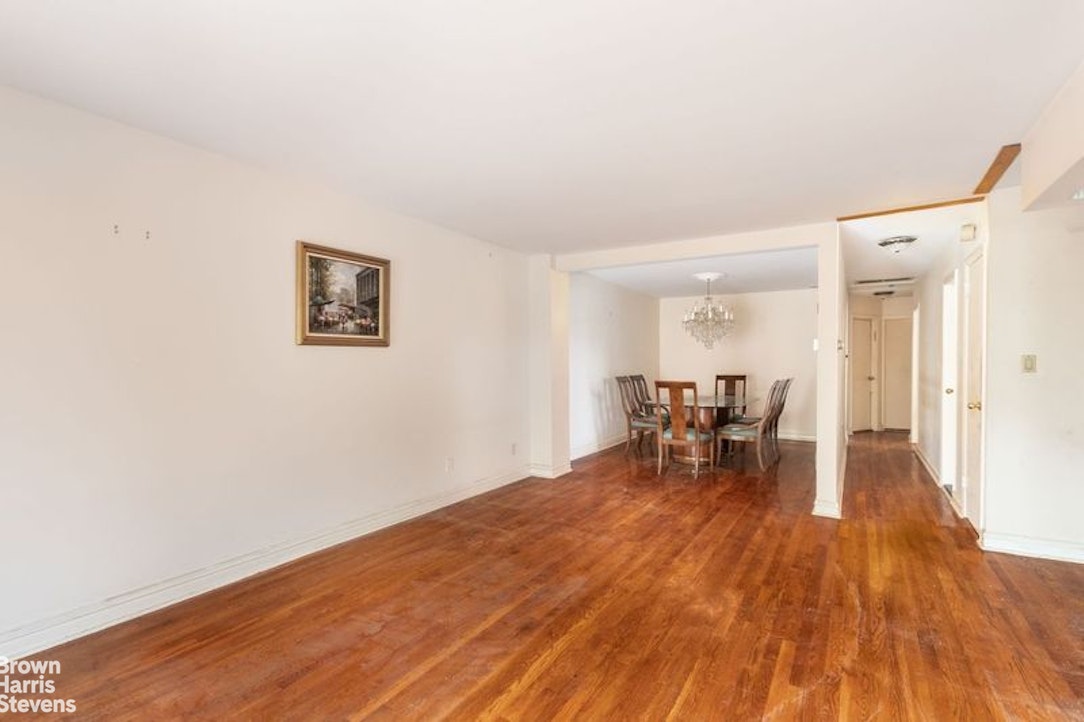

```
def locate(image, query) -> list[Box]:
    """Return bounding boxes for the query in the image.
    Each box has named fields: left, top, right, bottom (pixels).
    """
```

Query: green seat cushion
left=719, top=425, right=756, bottom=437
left=631, top=418, right=658, bottom=430
left=663, top=427, right=713, bottom=442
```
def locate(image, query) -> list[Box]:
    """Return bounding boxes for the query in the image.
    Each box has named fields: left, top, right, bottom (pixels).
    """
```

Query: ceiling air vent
left=850, top=276, right=916, bottom=297
left=854, top=276, right=915, bottom=286
left=877, top=235, right=917, bottom=254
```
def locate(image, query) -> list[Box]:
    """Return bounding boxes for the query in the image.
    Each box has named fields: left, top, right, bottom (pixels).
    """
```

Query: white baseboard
left=981, top=532, right=1084, bottom=565
left=527, top=462, right=572, bottom=479
left=812, top=498, right=841, bottom=519
left=0, top=468, right=529, bottom=660
left=911, top=444, right=965, bottom=517
left=812, top=437, right=846, bottom=520
left=912, top=443, right=940, bottom=486
left=779, top=431, right=816, bottom=443
left=570, top=433, right=626, bottom=461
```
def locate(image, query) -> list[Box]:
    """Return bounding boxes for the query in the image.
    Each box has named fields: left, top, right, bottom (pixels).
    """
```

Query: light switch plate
left=1022, top=354, right=1037, bottom=373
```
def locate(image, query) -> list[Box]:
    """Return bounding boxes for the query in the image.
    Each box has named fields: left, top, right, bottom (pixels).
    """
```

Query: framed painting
left=296, top=241, right=390, bottom=346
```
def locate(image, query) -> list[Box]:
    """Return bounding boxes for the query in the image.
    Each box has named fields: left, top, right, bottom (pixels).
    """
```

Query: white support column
left=528, top=254, right=572, bottom=478
left=813, top=231, right=845, bottom=518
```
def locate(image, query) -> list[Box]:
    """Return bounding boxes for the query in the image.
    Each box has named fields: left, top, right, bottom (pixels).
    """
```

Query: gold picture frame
left=296, top=241, right=390, bottom=346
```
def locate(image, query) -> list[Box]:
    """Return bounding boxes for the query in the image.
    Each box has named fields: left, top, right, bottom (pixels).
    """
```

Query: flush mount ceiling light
left=877, top=235, right=917, bottom=254
left=682, top=272, right=735, bottom=350
left=1072, top=188, right=1084, bottom=201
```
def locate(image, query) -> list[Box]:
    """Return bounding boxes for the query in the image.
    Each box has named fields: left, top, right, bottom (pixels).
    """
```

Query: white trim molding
left=779, top=432, right=817, bottom=443
left=570, top=433, right=627, bottom=461
left=812, top=498, right=842, bottom=519
left=528, top=463, right=573, bottom=479
left=912, top=444, right=940, bottom=486
left=0, top=469, right=528, bottom=660
left=912, top=444, right=965, bottom=517
left=813, top=444, right=846, bottom=519
left=981, top=532, right=1084, bottom=565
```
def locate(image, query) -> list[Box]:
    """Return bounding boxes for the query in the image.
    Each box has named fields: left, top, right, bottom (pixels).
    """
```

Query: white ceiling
left=586, top=201, right=991, bottom=300
left=586, top=247, right=818, bottom=298
left=1, top=1, right=1082, bottom=254
left=840, top=202, right=987, bottom=293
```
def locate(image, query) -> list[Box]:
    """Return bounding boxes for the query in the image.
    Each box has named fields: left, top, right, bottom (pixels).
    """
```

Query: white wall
left=658, top=289, right=817, bottom=440
left=982, top=186, right=1084, bottom=562
left=0, top=87, right=532, bottom=656
left=568, top=274, right=659, bottom=459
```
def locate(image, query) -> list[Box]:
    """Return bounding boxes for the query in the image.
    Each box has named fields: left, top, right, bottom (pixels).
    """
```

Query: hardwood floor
left=18, top=434, right=1084, bottom=720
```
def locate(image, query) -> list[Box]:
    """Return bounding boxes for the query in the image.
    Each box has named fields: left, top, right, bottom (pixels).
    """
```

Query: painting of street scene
left=296, top=242, right=390, bottom=346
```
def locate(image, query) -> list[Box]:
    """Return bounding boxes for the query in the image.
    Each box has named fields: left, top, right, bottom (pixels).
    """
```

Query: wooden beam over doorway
left=837, top=196, right=985, bottom=223
left=973, top=143, right=1022, bottom=195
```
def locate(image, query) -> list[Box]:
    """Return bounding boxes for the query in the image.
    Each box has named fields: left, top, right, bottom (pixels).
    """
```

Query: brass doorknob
left=945, top=388, right=954, bottom=395
left=967, top=401, right=982, bottom=410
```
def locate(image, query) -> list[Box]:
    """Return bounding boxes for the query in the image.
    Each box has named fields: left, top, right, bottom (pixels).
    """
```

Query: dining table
left=654, top=389, right=746, bottom=465
left=682, top=389, right=746, bottom=429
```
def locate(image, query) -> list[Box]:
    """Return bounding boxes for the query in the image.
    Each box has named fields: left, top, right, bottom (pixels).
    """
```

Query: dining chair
left=714, top=374, right=748, bottom=423
left=737, top=377, right=789, bottom=444
left=654, top=380, right=714, bottom=477
left=768, top=378, right=793, bottom=443
left=616, top=375, right=659, bottom=455
left=729, top=377, right=790, bottom=430
left=714, top=378, right=786, bottom=471
left=630, top=374, right=654, bottom=414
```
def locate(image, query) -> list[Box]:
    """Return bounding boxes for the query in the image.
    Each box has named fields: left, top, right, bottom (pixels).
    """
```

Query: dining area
left=616, top=373, right=793, bottom=477
left=567, top=268, right=816, bottom=481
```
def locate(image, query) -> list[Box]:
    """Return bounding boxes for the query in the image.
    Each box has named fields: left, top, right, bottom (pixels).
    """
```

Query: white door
left=882, top=317, right=913, bottom=430
left=962, top=251, right=985, bottom=528
left=850, top=317, right=874, bottom=432
left=940, top=273, right=959, bottom=494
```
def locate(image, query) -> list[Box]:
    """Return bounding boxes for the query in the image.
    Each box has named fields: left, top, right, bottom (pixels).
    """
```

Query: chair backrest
left=615, top=376, right=641, bottom=419
left=753, top=377, right=792, bottom=432
left=655, top=380, right=699, bottom=440
left=769, top=378, right=794, bottom=431
left=752, top=378, right=786, bottom=430
left=630, top=374, right=652, bottom=409
left=715, top=374, right=747, bottom=415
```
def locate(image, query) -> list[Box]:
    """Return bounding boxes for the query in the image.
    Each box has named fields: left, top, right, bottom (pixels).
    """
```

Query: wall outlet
left=444, top=456, right=454, bottom=473
left=511, top=443, right=517, bottom=456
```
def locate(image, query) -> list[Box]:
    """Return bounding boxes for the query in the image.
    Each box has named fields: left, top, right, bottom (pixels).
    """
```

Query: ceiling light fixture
left=877, top=235, right=917, bottom=254
left=1072, top=188, right=1084, bottom=201
left=683, top=273, right=735, bottom=350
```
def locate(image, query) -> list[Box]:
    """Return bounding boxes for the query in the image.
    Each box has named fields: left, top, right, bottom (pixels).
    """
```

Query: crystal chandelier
left=683, top=273, right=735, bottom=349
